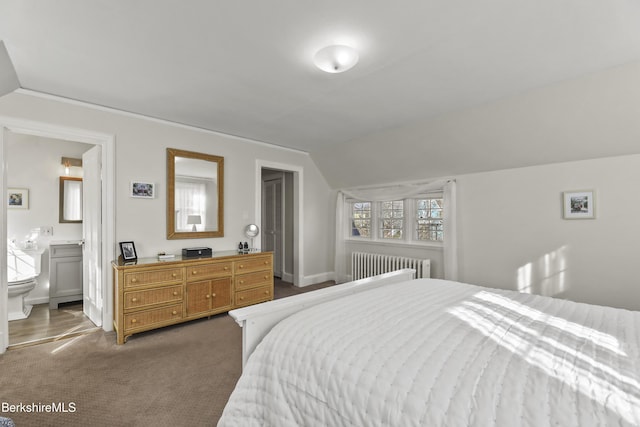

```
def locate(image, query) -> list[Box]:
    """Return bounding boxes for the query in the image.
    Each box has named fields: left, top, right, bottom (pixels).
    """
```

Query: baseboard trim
left=300, top=271, right=335, bottom=287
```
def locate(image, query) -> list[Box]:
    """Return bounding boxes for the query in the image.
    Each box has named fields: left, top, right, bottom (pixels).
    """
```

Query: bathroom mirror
left=59, top=177, right=83, bottom=223
left=167, top=148, right=224, bottom=239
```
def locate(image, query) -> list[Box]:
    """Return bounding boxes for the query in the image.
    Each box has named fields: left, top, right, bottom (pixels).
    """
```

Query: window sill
left=345, top=239, right=443, bottom=250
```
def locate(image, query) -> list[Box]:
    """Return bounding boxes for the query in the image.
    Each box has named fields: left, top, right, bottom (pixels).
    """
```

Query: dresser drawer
left=124, top=304, right=183, bottom=331
left=124, top=285, right=183, bottom=310
left=186, top=261, right=232, bottom=282
left=124, top=268, right=183, bottom=288
left=234, top=256, right=272, bottom=274
left=235, top=271, right=272, bottom=291
left=235, top=285, right=272, bottom=308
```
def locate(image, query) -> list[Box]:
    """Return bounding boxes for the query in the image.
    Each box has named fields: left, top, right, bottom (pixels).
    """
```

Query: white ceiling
left=2, top=1, right=640, bottom=186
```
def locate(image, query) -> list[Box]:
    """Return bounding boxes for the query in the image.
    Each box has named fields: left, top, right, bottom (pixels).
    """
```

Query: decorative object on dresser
left=112, top=250, right=273, bottom=344
left=182, top=247, right=212, bottom=258
left=49, top=241, right=83, bottom=309
left=119, top=241, right=137, bottom=261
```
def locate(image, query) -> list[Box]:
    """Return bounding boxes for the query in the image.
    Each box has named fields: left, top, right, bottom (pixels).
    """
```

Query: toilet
left=7, top=246, right=44, bottom=321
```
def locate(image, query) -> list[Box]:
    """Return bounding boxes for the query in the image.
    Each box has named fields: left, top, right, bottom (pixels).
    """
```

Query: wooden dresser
left=112, top=250, right=273, bottom=344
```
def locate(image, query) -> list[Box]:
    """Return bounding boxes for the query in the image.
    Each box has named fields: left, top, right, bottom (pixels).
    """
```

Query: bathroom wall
left=7, top=132, right=93, bottom=304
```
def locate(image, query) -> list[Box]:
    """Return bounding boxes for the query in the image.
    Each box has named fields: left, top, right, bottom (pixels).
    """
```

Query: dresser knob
left=239, top=280, right=244, bottom=284
left=264, top=261, right=269, bottom=265
left=206, top=294, right=211, bottom=299
left=264, top=291, right=269, bottom=295
left=172, top=310, right=177, bottom=315
left=264, top=275, right=268, bottom=280
left=224, top=266, right=229, bottom=270
left=131, top=319, right=137, bottom=323
left=131, top=278, right=137, bottom=283
left=192, top=271, right=197, bottom=275
left=239, top=264, right=244, bottom=269
left=212, top=293, right=216, bottom=297
left=173, top=291, right=178, bottom=296
left=131, top=297, right=138, bottom=302
left=172, top=273, right=177, bottom=278
left=240, top=296, right=245, bottom=300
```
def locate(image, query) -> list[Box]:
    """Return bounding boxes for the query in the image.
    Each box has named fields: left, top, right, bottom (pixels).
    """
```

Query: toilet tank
left=7, top=247, right=45, bottom=282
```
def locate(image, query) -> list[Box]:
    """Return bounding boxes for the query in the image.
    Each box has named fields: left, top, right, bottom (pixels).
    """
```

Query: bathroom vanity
left=49, top=241, right=83, bottom=309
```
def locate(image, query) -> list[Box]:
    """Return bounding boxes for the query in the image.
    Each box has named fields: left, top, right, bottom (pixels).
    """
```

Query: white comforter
left=219, top=279, right=640, bottom=426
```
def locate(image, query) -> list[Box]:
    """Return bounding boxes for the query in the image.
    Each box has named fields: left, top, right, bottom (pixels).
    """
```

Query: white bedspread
left=218, top=279, right=640, bottom=426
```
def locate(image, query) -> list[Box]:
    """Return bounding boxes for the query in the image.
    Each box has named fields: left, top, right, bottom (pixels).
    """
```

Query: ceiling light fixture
left=313, top=45, right=359, bottom=73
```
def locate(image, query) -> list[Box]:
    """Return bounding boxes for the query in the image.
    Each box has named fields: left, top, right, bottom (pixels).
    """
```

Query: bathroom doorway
left=5, top=133, right=95, bottom=347
left=0, top=119, right=115, bottom=353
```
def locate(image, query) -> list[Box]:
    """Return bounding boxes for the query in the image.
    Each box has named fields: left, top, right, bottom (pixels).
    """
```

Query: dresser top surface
left=112, top=250, right=272, bottom=269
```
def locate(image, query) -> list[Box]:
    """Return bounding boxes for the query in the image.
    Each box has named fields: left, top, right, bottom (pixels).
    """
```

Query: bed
left=219, top=270, right=640, bottom=426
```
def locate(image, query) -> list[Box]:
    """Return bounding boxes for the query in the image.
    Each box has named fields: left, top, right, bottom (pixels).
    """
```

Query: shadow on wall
left=517, top=245, right=569, bottom=298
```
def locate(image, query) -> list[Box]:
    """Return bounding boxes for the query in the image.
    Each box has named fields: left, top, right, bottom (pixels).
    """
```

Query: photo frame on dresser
left=119, top=241, right=138, bottom=261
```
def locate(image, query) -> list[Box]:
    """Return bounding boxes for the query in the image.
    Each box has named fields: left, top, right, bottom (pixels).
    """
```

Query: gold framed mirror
left=59, top=176, right=83, bottom=223
left=167, top=148, right=224, bottom=239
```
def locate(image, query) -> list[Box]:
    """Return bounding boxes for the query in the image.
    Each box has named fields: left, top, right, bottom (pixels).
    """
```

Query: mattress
left=218, top=278, right=640, bottom=426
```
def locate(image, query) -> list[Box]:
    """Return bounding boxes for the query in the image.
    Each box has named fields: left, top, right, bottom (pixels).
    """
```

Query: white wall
left=7, top=133, right=92, bottom=303
left=0, top=92, right=335, bottom=284
left=457, top=154, right=640, bottom=311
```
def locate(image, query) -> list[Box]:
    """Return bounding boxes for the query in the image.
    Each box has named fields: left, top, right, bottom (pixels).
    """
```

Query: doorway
left=5, top=133, right=99, bottom=347
left=261, top=169, right=294, bottom=281
left=0, top=118, right=115, bottom=353
left=255, top=160, right=303, bottom=286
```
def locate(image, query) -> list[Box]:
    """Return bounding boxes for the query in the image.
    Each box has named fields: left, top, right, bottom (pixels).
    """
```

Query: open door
left=82, top=146, right=102, bottom=326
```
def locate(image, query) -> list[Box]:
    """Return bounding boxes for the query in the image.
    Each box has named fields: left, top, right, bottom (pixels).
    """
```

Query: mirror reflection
left=59, top=177, right=83, bottom=223
left=167, top=148, right=224, bottom=239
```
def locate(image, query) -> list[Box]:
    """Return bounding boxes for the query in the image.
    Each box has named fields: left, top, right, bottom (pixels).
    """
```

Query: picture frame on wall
left=563, top=190, right=595, bottom=219
left=130, top=181, right=155, bottom=199
left=7, top=188, right=29, bottom=209
left=119, top=241, right=138, bottom=261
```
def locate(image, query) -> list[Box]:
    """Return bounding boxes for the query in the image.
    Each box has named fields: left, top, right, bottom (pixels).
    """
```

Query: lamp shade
left=313, top=45, right=359, bottom=73
left=187, top=215, right=202, bottom=224
left=187, top=215, right=201, bottom=232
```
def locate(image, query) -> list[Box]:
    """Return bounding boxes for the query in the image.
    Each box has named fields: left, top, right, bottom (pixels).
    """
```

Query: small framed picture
left=119, top=241, right=138, bottom=261
left=563, top=190, right=595, bottom=219
left=8, top=188, right=29, bottom=209
left=130, top=181, right=155, bottom=199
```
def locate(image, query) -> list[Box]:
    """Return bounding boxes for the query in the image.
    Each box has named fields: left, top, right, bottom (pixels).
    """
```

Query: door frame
left=255, top=160, right=303, bottom=286
left=0, top=116, right=115, bottom=353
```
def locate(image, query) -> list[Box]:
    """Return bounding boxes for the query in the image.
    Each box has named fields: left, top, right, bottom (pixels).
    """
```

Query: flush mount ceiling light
left=313, top=44, right=359, bottom=73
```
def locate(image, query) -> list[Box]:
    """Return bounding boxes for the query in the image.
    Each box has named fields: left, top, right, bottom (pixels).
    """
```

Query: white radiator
left=351, top=252, right=431, bottom=280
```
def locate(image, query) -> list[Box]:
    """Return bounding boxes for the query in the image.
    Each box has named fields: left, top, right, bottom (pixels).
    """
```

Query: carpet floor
left=0, top=279, right=335, bottom=427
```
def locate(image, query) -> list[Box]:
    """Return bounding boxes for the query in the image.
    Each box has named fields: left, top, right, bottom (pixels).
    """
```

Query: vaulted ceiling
left=2, top=1, right=640, bottom=187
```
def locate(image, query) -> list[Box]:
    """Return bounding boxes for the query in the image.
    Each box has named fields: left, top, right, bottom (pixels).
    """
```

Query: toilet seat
left=8, top=277, right=36, bottom=286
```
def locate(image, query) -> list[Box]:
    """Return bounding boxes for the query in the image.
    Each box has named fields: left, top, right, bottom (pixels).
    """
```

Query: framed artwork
left=8, top=188, right=29, bottom=209
left=119, top=241, right=138, bottom=261
left=130, top=181, right=155, bottom=199
left=563, top=190, right=595, bottom=219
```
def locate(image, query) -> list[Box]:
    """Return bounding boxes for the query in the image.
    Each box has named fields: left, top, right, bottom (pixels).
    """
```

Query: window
left=348, top=196, right=444, bottom=244
left=416, top=198, right=443, bottom=241
left=351, top=202, right=371, bottom=237
left=380, top=200, right=404, bottom=239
